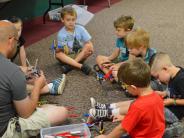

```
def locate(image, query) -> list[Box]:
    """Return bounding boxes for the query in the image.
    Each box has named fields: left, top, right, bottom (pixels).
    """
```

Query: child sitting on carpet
left=90, top=58, right=165, bottom=138
left=96, top=15, right=134, bottom=77
left=8, top=16, right=27, bottom=67
left=111, top=28, right=157, bottom=81
left=150, top=52, right=184, bottom=120
left=55, top=6, right=94, bottom=75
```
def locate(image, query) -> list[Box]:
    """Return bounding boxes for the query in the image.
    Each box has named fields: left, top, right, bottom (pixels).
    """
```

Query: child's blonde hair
left=60, top=6, right=77, bottom=19
left=114, top=15, right=134, bottom=31
left=150, top=52, right=173, bottom=72
left=125, top=28, right=149, bottom=49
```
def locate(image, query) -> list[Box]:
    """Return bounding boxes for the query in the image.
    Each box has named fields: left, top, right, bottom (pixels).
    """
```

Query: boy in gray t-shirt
left=55, top=6, right=94, bottom=75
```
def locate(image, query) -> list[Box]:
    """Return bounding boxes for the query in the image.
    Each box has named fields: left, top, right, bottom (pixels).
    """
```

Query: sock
left=48, top=83, right=53, bottom=92
left=109, top=103, right=116, bottom=109
left=112, top=108, right=120, bottom=116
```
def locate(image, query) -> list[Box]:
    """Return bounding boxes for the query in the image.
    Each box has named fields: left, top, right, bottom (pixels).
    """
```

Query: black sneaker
left=89, top=108, right=112, bottom=121
left=81, top=64, right=91, bottom=75
left=61, top=65, right=73, bottom=74
left=90, top=97, right=110, bottom=109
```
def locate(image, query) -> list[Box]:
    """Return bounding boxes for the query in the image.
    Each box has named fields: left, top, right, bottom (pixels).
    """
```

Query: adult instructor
left=0, top=20, right=68, bottom=138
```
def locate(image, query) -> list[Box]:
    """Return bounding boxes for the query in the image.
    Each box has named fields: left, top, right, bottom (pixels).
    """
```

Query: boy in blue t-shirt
left=111, top=28, right=156, bottom=81
left=96, top=16, right=134, bottom=76
left=55, top=6, right=94, bottom=75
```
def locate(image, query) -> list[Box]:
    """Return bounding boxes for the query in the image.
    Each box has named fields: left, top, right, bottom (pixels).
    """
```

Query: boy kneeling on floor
left=90, top=58, right=165, bottom=138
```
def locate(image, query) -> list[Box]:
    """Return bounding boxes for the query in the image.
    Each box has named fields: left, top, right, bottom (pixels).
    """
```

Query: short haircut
left=150, top=52, right=173, bottom=72
left=118, top=58, right=151, bottom=87
left=125, top=28, right=149, bottom=49
left=7, top=16, right=22, bottom=24
left=60, top=6, right=77, bottom=19
left=114, top=15, right=134, bottom=31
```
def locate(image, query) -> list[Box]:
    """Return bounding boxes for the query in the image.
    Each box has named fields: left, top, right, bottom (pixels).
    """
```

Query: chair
left=83, top=0, right=111, bottom=7
left=43, top=0, right=64, bottom=24
left=0, top=0, right=11, bottom=10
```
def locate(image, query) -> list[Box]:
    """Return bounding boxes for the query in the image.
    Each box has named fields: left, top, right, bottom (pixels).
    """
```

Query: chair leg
left=108, top=0, right=110, bottom=7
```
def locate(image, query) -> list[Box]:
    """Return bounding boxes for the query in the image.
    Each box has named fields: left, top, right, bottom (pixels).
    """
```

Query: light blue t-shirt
left=57, top=25, right=91, bottom=52
left=116, top=38, right=129, bottom=62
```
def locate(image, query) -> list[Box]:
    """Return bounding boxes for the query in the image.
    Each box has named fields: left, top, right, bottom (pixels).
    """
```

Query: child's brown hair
left=125, top=28, right=149, bottom=49
left=114, top=15, right=134, bottom=31
left=118, top=58, right=151, bottom=87
left=60, top=6, right=77, bottom=19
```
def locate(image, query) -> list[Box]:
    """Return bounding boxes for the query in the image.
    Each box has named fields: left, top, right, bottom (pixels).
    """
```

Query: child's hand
left=112, top=70, right=118, bottom=81
left=113, top=114, right=125, bottom=122
left=109, top=64, right=119, bottom=71
left=164, top=98, right=175, bottom=106
left=155, top=91, right=167, bottom=98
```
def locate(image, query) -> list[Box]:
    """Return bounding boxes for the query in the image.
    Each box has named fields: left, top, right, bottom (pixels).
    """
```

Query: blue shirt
left=57, top=25, right=91, bottom=52
left=144, top=48, right=157, bottom=64
left=116, top=38, right=129, bottom=61
left=116, top=38, right=156, bottom=64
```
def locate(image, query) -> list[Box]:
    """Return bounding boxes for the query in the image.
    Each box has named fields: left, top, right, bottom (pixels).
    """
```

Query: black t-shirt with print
left=167, top=67, right=184, bottom=120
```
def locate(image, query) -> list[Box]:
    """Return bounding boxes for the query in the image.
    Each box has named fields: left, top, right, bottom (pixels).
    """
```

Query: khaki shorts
left=2, top=108, right=50, bottom=138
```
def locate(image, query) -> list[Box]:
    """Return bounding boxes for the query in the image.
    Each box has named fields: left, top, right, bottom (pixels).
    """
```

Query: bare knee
left=55, top=51, right=64, bottom=59
left=82, top=45, right=94, bottom=58
left=96, top=55, right=105, bottom=64
left=41, top=105, right=68, bottom=126
left=56, top=106, right=68, bottom=119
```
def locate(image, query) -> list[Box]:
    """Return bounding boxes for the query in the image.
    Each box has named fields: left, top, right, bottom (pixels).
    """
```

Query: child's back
left=94, top=59, right=165, bottom=138
left=122, top=92, right=165, bottom=137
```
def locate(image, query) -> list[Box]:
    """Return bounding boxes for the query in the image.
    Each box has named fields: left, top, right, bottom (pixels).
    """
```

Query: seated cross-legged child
left=111, top=28, right=157, bottom=81
left=96, top=15, right=134, bottom=77
left=150, top=52, right=184, bottom=120
left=8, top=16, right=27, bottom=67
left=90, top=58, right=165, bottom=138
left=55, top=6, right=94, bottom=75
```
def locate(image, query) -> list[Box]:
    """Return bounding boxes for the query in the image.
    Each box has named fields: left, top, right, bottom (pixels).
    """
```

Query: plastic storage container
left=48, top=7, right=62, bottom=21
left=40, top=123, right=91, bottom=138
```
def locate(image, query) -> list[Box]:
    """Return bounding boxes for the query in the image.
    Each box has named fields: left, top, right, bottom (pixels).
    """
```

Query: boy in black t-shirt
left=8, top=16, right=27, bottom=67
left=150, top=52, right=184, bottom=120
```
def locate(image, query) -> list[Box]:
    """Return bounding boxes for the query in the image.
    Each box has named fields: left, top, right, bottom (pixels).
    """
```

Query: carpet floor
left=14, top=0, right=184, bottom=136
